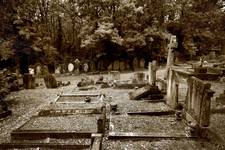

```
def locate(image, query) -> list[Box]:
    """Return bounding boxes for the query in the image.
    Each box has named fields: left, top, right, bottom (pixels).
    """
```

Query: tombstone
left=83, top=63, right=89, bottom=73
left=89, top=61, right=96, bottom=72
left=140, top=58, right=145, bottom=69
left=36, top=65, right=41, bottom=76
left=68, top=63, right=74, bottom=72
left=113, top=60, right=120, bottom=70
left=55, top=66, right=61, bottom=74
left=42, top=65, right=49, bottom=75
left=107, top=63, right=113, bottom=71
left=133, top=57, right=139, bottom=70
left=119, top=61, right=126, bottom=71
left=29, top=68, right=35, bottom=75
left=44, top=74, right=58, bottom=88
left=74, top=59, right=80, bottom=73
left=149, top=61, right=157, bottom=86
left=23, top=73, right=35, bottom=89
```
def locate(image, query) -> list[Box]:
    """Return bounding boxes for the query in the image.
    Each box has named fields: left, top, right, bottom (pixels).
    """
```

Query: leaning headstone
left=119, top=61, right=126, bottom=71
left=140, top=58, right=145, bottom=69
left=83, top=63, right=89, bottom=73
left=133, top=57, right=139, bottom=70
left=68, top=63, right=74, bottom=72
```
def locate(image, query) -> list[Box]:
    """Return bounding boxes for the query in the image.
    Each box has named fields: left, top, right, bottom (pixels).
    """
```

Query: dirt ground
left=0, top=68, right=225, bottom=149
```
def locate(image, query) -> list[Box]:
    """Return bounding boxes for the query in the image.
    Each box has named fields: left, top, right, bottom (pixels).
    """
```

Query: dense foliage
left=0, top=0, right=225, bottom=70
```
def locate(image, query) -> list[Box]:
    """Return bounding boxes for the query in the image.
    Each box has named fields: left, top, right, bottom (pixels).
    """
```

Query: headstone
left=129, top=85, right=151, bottom=100
left=119, top=61, right=125, bottom=71
left=23, top=73, right=35, bottom=89
left=133, top=57, right=139, bottom=70
left=36, top=65, right=41, bottom=76
left=44, top=74, right=58, bottom=88
left=90, top=61, right=96, bottom=72
left=83, top=63, right=89, bottom=73
left=55, top=66, right=61, bottom=74
left=74, top=59, right=80, bottom=73
left=42, top=65, right=49, bottom=75
left=107, top=63, right=113, bottom=71
left=140, top=58, right=145, bottom=69
left=113, top=60, right=120, bottom=70
left=149, top=60, right=157, bottom=86
left=29, top=68, right=34, bottom=75
left=68, top=63, right=74, bottom=72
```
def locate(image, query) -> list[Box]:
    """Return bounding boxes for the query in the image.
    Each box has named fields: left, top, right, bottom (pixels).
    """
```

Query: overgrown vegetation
left=0, top=0, right=225, bottom=72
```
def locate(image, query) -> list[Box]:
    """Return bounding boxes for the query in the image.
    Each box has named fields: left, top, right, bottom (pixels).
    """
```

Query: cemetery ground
left=0, top=66, right=225, bottom=149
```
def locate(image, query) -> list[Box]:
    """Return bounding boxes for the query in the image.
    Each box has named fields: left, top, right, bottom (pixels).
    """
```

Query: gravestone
left=107, top=63, right=113, bottom=71
left=74, top=59, right=80, bottom=73
left=36, top=65, right=41, bottom=76
left=42, top=65, right=49, bottom=75
left=90, top=61, right=96, bottom=72
left=29, top=68, right=34, bottom=75
left=113, top=60, right=120, bottom=70
left=133, top=57, right=139, bottom=70
left=149, top=61, right=157, bottom=86
left=44, top=74, right=58, bottom=88
left=23, top=73, right=35, bottom=89
left=68, top=63, right=74, bottom=72
left=119, top=61, right=125, bottom=71
left=55, top=66, right=61, bottom=74
left=140, top=58, right=145, bottom=69
left=83, top=63, right=89, bottom=73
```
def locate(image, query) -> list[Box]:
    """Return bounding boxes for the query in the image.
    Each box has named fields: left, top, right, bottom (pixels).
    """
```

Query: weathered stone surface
left=23, top=73, right=35, bottom=89
left=119, top=61, right=126, bottom=71
left=140, top=58, right=145, bottom=69
left=113, top=60, right=120, bottom=71
left=44, top=74, right=58, bottom=88
left=133, top=58, right=139, bottom=70
left=68, top=63, right=74, bottom=72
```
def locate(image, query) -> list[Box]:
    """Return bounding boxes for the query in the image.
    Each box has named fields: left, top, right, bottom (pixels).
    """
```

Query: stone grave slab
left=11, top=115, right=102, bottom=140
left=109, top=115, right=194, bottom=139
left=55, top=94, right=102, bottom=103
left=38, top=103, right=105, bottom=116
left=117, top=101, right=173, bottom=115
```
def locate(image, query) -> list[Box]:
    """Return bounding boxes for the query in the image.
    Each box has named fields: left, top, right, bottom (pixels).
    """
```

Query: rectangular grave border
left=108, top=115, right=197, bottom=139
left=55, top=94, right=104, bottom=104
left=11, top=113, right=106, bottom=140
left=1, top=133, right=103, bottom=150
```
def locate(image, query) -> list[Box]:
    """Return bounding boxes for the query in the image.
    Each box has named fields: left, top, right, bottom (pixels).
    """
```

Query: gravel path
left=0, top=68, right=225, bottom=150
